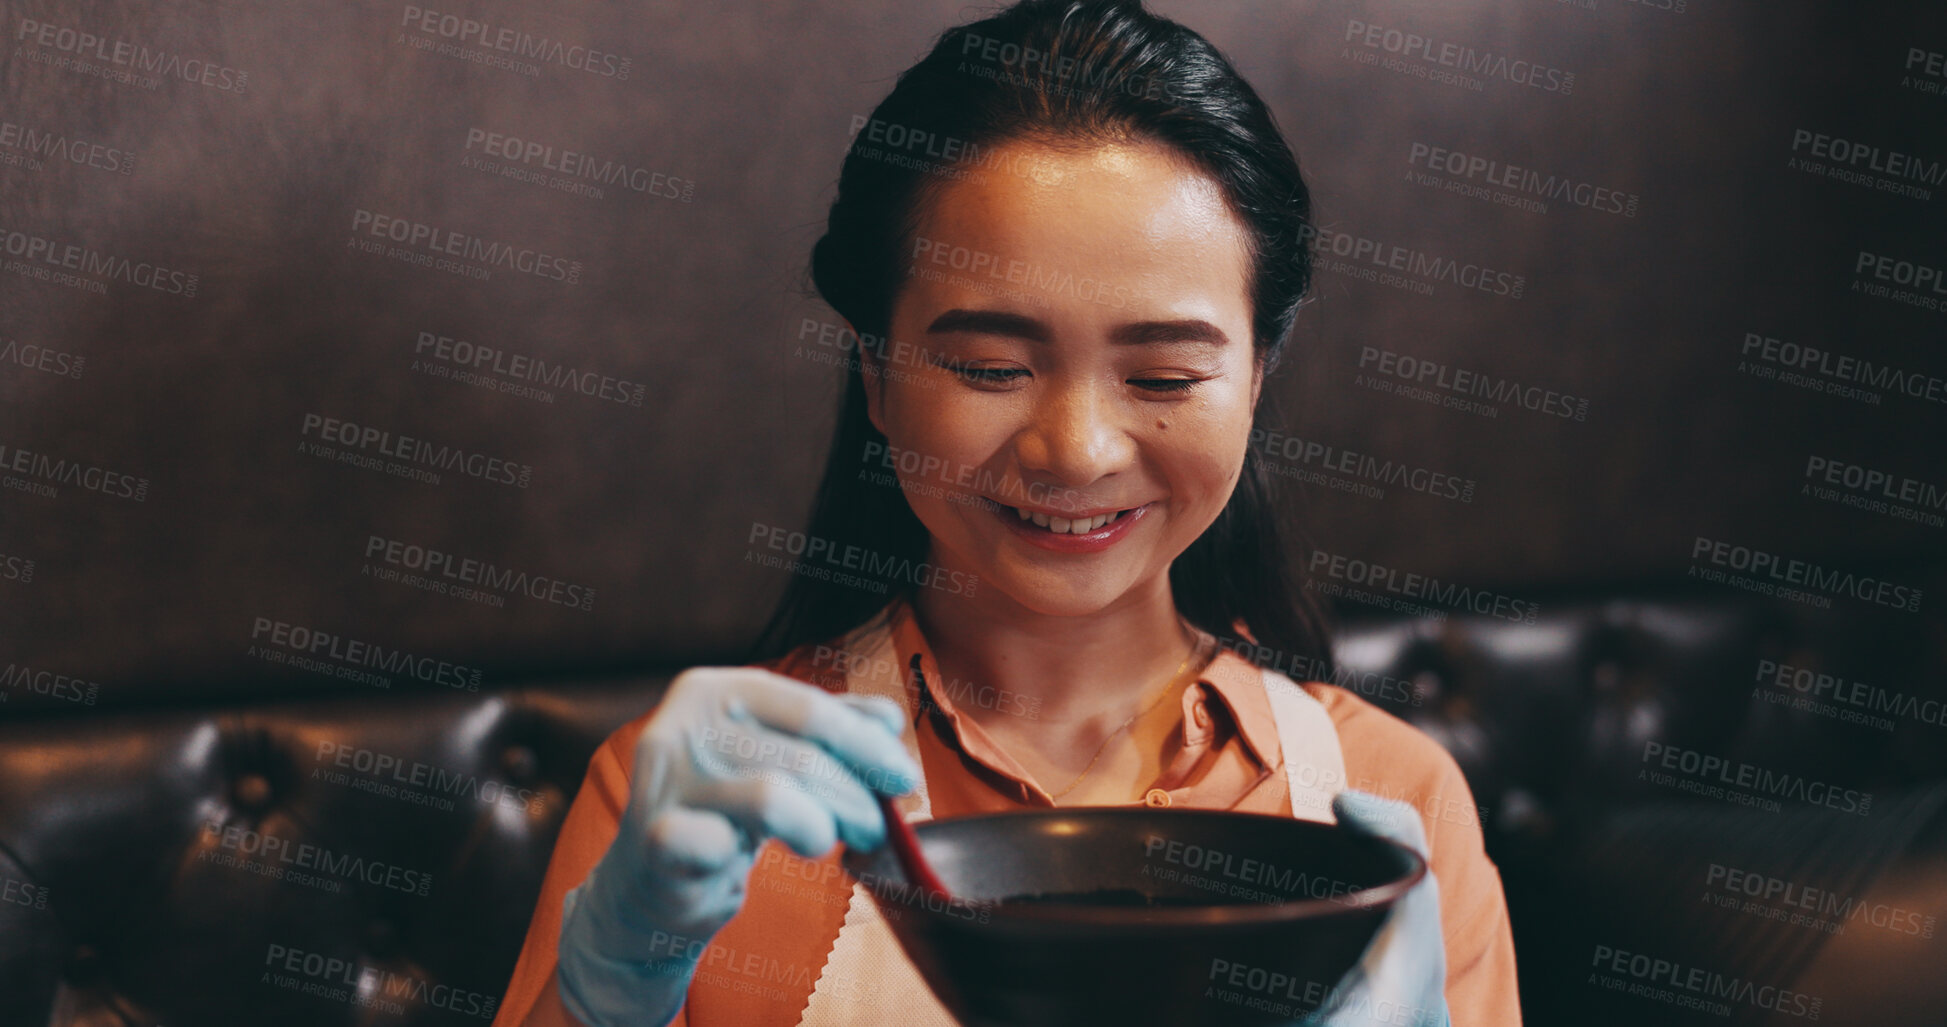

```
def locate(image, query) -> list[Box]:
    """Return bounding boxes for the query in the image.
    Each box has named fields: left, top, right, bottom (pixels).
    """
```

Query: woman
left=495, top=1, right=1520, bottom=1023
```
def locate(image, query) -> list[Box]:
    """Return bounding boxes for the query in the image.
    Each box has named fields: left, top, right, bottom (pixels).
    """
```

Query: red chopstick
left=877, top=793, right=950, bottom=900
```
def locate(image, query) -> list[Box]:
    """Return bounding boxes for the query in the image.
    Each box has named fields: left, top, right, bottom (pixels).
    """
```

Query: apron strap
left=799, top=629, right=955, bottom=1026
left=1262, top=668, right=1347, bottom=825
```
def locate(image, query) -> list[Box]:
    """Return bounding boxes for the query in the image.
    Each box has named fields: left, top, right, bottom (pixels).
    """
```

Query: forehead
left=904, top=135, right=1255, bottom=316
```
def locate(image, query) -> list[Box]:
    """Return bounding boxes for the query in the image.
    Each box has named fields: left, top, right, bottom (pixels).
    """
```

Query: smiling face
left=862, top=134, right=1263, bottom=618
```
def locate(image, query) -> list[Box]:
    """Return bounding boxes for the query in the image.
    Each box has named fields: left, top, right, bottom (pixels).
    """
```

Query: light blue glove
left=556, top=667, right=921, bottom=1027
left=1305, top=790, right=1450, bottom=1027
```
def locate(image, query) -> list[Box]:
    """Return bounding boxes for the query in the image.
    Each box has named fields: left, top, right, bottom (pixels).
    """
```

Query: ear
left=856, top=321, right=889, bottom=435
left=1249, top=355, right=1265, bottom=409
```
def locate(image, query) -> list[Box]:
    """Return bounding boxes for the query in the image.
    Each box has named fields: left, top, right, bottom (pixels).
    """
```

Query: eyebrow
left=924, top=309, right=1231, bottom=347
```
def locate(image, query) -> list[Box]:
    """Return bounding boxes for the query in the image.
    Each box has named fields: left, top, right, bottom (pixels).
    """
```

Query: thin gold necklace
left=1046, top=627, right=1212, bottom=802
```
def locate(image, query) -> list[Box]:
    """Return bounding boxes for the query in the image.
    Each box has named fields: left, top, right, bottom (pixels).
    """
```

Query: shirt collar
left=877, top=597, right=1281, bottom=776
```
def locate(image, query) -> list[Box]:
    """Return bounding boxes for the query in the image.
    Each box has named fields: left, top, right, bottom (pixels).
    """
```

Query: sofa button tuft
left=234, top=772, right=273, bottom=811
left=501, top=744, right=539, bottom=784
left=67, top=943, right=101, bottom=985
left=366, top=918, right=399, bottom=958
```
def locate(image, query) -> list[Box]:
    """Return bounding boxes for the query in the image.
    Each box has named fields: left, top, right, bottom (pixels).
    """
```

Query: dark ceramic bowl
left=842, top=807, right=1424, bottom=1027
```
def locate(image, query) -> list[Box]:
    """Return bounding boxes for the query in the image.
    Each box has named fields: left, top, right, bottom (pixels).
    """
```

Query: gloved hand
left=556, top=667, right=921, bottom=1027
left=1305, top=790, right=1450, bottom=1027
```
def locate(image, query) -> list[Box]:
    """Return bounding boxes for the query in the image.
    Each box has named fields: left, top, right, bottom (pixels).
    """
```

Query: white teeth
left=1015, top=507, right=1125, bottom=534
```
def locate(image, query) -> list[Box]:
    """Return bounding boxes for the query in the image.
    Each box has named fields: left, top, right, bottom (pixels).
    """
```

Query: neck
left=910, top=566, right=1196, bottom=727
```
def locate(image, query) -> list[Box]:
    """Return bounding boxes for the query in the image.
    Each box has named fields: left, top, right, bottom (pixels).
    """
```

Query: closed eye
left=1130, top=378, right=1201, bottom=394
left=942, top=361, right=1027, bottom=386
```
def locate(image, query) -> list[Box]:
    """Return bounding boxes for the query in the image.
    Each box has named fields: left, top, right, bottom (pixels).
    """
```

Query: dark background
left=3, top=0, right=1945, bottom=1023
left=3, top=0, right=1941, bottom=704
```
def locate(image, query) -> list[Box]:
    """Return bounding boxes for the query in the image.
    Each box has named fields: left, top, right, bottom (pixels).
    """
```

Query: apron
left=797, top=626, right=1348, bottom=1026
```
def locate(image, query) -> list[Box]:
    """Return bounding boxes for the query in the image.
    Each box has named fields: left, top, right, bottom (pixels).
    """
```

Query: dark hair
left=752, top=0, right=1333, bottom=677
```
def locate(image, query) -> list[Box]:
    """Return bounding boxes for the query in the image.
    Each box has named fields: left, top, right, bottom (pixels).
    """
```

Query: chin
left=922, top=523, right=1171, bottom=617
left=978, top=567, right=1144, bottom=620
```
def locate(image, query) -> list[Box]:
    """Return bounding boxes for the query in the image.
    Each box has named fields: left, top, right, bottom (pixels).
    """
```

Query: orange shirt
left=493, top=601, right=1522, bottom=1025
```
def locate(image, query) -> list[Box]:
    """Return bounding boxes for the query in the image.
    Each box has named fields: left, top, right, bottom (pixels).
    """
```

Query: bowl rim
left=848, top=807, right=1428, bottom=928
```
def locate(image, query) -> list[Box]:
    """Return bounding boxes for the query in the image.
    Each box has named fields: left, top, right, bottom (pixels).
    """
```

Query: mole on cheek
left=1155, top=418, right=1168, bottom=430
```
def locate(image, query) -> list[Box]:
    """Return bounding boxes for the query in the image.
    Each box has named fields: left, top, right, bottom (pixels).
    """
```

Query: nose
left=1013, top=378, right=1137, bottom=491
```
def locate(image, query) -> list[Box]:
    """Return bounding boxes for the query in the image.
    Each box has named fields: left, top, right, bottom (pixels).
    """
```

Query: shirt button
left=1144, top=789, right=1172, bottom=808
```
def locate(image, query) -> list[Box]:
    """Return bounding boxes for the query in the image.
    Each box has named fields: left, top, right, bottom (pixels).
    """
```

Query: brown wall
left=2, top=0, right=1942, bottom=709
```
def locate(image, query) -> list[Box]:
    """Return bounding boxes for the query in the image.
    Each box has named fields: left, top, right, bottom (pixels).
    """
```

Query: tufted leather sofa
left=2, top=589, right=1943, bottom=1026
